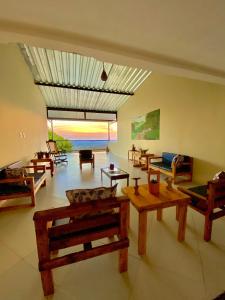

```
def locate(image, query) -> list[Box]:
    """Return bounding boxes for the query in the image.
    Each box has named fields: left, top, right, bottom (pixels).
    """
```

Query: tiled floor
left=0, top=152, right=225, bottom=300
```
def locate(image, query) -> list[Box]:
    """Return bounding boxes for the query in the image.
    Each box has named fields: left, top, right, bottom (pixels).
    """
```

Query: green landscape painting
left=131, top=109, right=160, bottom=140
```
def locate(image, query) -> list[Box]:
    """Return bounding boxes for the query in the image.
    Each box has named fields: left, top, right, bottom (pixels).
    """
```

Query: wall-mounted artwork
left=131, top=109, right=160, bottom=140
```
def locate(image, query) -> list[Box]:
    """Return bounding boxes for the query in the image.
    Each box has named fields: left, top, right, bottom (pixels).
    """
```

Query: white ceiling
left=0, top=0, right=225, bottom=84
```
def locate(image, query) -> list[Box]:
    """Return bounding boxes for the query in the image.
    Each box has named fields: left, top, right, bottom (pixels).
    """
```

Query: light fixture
left=101, top=62, right=108, bottom=81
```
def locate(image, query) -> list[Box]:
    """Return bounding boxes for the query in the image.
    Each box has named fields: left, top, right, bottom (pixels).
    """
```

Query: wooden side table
left=128, top=150, right=139, bottom=161
left=31, top=158, right=54, bottom=177
left=122, top=183, right=190, bottom=255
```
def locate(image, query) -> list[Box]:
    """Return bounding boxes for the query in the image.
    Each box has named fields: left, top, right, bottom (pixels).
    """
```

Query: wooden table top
left=122, top=183, right=190, bottom=212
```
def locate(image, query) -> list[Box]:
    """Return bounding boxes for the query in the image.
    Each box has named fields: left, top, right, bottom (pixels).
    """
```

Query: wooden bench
left=33, top=196, right=129, bottom=296
left=149, top=152, right=193, bottom=183
left=0, top=161, right=47, bottom=211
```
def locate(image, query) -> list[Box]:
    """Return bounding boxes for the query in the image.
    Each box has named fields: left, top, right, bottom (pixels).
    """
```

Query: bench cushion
left=0, top=183, right=31, bottom=196
left=27, top=172, right=45, bottom=184
left=151, top=162, right=172, bottom=171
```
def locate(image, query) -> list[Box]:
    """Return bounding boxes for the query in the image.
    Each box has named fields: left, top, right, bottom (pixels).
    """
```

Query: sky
left=48, top=120, right=117, bottom=140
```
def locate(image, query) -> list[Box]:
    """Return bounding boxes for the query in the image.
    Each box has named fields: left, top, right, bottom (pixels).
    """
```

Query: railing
left=55, top=139, right=116, bottom=152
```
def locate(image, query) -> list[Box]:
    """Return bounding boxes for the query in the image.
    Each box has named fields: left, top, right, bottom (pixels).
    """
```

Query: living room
left=1, top=1, right=225, bottom=299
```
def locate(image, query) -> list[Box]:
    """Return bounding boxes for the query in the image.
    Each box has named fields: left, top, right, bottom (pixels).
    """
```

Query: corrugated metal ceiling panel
left=19, top=44, right=151, bottom=112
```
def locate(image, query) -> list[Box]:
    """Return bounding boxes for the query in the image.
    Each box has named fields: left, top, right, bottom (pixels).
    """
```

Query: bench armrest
left=149, top=156, right=162, bottom=162
left=24, top=165, right=46, bottom=172
left=0, top=177, right=25, bottom=184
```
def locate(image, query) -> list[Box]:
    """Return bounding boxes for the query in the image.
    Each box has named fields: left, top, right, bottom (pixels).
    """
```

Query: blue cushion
left=162, top=152, right=177, bottom=165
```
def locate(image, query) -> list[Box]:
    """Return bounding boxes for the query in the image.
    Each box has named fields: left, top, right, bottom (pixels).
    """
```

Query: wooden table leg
left=50, top=160, right=54, bottom=177
left=176, top=205, right=179, bottom=221
left=157, top=208, right=162, bottom=221
left=138, top=211, right=148, bottom=255
left=177, top=203, right=188, bottom=241
left=127, top=176, right=129, bottom=186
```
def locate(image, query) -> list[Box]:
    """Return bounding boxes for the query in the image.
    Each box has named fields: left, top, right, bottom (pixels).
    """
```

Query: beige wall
left=110, top=73, right=225, bottom=183
left=0, top=44, right=47, bottom=167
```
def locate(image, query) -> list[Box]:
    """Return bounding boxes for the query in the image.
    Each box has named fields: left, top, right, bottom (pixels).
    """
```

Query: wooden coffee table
left=122, top=183, right=190, bottom=255
left=101, top=167, right=129, bottom=186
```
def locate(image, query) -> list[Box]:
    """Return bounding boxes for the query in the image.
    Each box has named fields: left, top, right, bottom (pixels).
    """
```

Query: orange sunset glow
left=48, top=120, right=117, bottom=140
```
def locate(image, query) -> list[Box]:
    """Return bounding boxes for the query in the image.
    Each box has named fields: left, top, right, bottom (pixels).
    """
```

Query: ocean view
left=69, top=140, right=116, bottom=150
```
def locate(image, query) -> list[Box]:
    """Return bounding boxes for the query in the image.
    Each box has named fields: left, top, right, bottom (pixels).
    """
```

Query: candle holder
left=109, top=163, right=114, bottom=170
left=132, top=177, right=141, bottom=195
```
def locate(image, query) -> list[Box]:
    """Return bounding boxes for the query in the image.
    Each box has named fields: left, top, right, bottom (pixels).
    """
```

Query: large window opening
left=47, top=119, right=117, bottom=151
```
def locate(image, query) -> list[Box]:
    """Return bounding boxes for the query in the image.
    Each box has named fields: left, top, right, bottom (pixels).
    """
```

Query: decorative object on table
left=44, top=152, right=50, bottom=158
left=165, top=176, right=173, bottom=190
left=131, top=109, right=160, bottom=140
left=106, top=146, right=110, bottom=153
left=132, top=144, right=136, bottom=151
left=132, top=177, right=141, bottom=195
left=148, top=168, right=160, bottom=195
left=139, top=148, right=148, bottom=155
left=36, top=151, right=44, bottom=159
left=109, top=163, right=114, bottom=170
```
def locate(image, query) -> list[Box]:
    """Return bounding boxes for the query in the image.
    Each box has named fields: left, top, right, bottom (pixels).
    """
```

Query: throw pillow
left=5, top=167, right=27, bottom=178
left=65, top=184, right=118, bottom=219
left=66, top=184, right=117, bottom=204
left=172, top=155, right=184, bottom=168
left=213, top=171, right=225, bottom=181
left=4, top=167, right=27, bottom=187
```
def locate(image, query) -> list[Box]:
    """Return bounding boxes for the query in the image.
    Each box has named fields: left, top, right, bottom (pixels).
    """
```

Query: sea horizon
left=58, top=139, right=116, bottom=150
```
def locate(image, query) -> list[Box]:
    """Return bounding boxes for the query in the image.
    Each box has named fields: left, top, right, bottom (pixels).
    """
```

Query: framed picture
left=131, top=109, right=160, bottom=140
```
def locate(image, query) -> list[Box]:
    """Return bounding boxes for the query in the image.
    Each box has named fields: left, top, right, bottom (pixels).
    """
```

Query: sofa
left=0, top=161, right=47, bottom=211
left=149, top=152, right=193, bottom=183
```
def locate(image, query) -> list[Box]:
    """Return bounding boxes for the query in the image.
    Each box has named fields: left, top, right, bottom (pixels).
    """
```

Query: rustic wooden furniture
left=132, top=151, right=155, bottom=170
left=149, top=152, right=193, bottom=183
left=33, top=196, right=130, bottom=296
left=79, top=149, right=95, bottom=170
left=31, top=158, right=54, bottom=177
left=101, top=167, right=129, bottom=186
left=128, top=149, right=139, bottom=161
left=178, top=179, right=225, bottom=241
left=122, top=183, right=190, bottom=255
left=46, top=140, right=68, bottom=165
left=0, top=161, right=46, bottom=211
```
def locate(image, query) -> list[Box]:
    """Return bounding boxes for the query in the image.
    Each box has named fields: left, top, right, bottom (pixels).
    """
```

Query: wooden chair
left=33, top=196, right=129, bottom=296
left=46, top=140, right=68, bottom=165
left=79, top=149, right=95, bottom=170
left=178, top=179, right=225, bottom=241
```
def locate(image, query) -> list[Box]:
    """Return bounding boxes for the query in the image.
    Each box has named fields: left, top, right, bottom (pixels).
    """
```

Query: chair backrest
left=46, top=140, right=58, bottom=154
left=79, top=149, right=93, bottom=160
left=207, top=179, right=225, bottom=209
